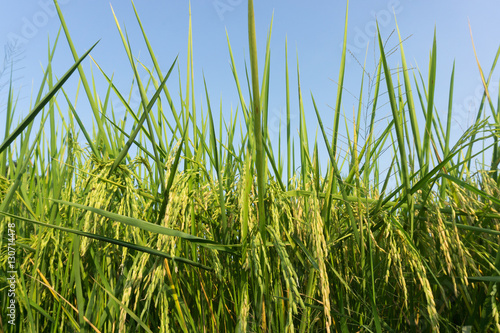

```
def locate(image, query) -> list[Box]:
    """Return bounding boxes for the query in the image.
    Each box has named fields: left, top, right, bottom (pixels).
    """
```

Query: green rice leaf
left=0, top=41, right=99, bottom=155
left=49, top=199, right=235, bottom=254
left=0, top=211, right=214, bottom=271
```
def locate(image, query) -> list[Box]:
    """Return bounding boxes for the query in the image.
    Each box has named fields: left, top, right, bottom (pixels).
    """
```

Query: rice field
left=1, top=0, right=500, bottom=332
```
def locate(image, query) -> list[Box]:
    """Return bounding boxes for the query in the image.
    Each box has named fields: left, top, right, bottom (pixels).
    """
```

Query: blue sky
left=1, top=0, right=499, bottom=181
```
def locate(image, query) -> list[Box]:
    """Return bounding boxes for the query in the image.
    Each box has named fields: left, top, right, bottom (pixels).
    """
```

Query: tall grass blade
left=248, top=0, right=267, bottom=241
left=0, top=211, right=214, bottom=270
left=0, top=42, right=98, bottom=154
left=49, top=199, right=233, bottom=252
left=376, top=24, right=414, bottom=237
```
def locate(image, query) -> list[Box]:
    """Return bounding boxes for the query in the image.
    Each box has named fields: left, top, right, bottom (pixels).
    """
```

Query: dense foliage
left=1, top=1, right=500, bottom=332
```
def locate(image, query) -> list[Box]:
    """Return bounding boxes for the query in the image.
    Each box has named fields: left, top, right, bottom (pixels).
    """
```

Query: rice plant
left=1, top=1, right=500, bottom=332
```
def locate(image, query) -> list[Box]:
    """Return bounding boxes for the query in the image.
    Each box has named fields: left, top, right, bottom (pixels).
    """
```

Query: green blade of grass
left=0, top=42, right=98, bottom=155
left=331, top=0, right=349, bottom=161
left=395, top=16, right=423, bottom=172
left=0, top=211, right=214, bottom=271
left=203, top=76, right=229, bottom=235
left=422, top=29, right=438, bottom=174
left=248, top=0, right=267, bottom=242
left=54, top=1, right=112, bottom=156
left=49, top=199, right=235, bottom=253
left=377, top=23, right=414, bottom=237
left=467, top=276, right=500, bottom=283
left=72, top=235, right=86, bottom=329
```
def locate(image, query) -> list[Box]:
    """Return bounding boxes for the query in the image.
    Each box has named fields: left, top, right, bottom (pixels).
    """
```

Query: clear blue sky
left=1, top=0, right=499, bottom=180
